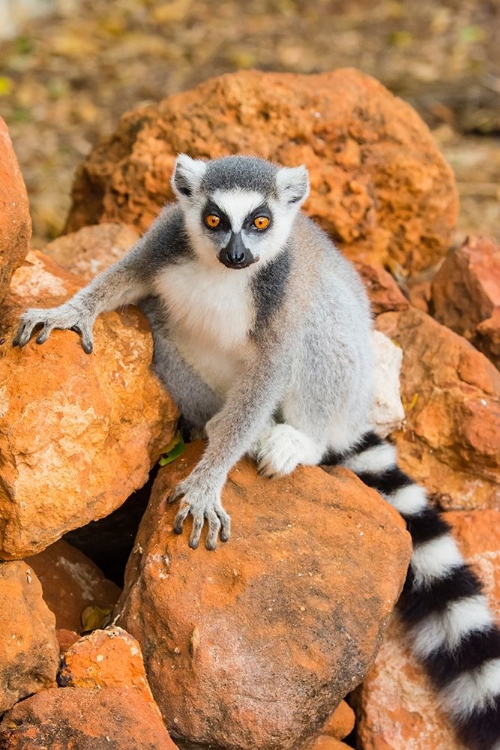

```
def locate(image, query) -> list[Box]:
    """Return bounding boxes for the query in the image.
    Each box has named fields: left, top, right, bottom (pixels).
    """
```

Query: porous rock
left=0, top=561, right=59, bottom=713
left=356, top=509, right=500, bottom=750
left=116, top=442, right=411, bottom=750
left=26, top=539, right=121, bottom=632
left=0, top=686, right=178, bottom=749
left=377, top=307, right=500, bottom=510
left=65, top=69, right=458, bottom=275
left=44, top=222, right=139, bottom=282
left=0, top=116, right=31, bottom=303
left=59, top=626, right=160, bottom=714
left=0, top=250, right=178, bottom=559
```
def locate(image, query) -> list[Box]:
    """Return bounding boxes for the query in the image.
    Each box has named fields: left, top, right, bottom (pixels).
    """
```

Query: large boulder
left=65, top=69, right=458, bottom=275
left=0, top=686, right=178, bottom=749
left=26, top=539, right=121, bottom=632
left=356, top=509, right=500, bottom=750
left=0, top=250, right=178, bottom=559
left=0, top=117, right=31, bottom=304
left=116, top=442, right=411, bottom=750
left=0, top=561, right=59, bottom=713
left=377, top=307, right=500, bottom=510
left=431, top=236, right=500, bottom=369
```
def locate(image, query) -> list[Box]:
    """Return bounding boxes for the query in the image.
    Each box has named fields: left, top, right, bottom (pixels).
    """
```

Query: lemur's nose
left=220, top=232, right=250, bottom=268
left=226, top=248, right=245, bottom=265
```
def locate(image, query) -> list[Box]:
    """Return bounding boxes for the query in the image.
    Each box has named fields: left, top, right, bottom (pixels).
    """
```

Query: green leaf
left=0, top=77, right=13, bottom=96
left=158, top=431, right=185, bottom=466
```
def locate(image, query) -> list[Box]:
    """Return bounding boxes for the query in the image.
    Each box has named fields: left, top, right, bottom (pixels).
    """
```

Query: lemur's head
left=171, top=154, right=309, bottom=270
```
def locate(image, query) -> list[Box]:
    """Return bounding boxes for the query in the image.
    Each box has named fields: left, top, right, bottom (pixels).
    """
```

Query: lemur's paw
left=13, top=302, right=95, bottom=353
left=169, top=477, right=230, bottom=550
left=255, top=424, right=322, bottom=478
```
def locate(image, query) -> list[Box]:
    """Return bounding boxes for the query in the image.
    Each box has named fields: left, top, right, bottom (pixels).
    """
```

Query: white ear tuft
left=171, top=154, right=207, bottom=199
left=276, top=165, right=310, bottom=206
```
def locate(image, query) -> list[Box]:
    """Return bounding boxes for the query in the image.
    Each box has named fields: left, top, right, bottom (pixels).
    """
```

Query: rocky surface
left=0, top=250, right=178, bottom=559
left=0, top=686, right=178, bottom=749
left=356, top=509, right=500, bottom=750
left=59, top=626, right=160, bottom=714
left=302, top=700, right=356, bottom=750
left=44, top=222, right=139, bottom=281
left=26, top=539, right=121, bottom=632
left=431, top=235, right=500, bottom=368
left=0, top=561, right=59, bottom=713
left=65, top=69, right=458, bottom=275
left=0, top=117, right=31, bottom=304
left=117, top=442, right=411, bottom=750
left=355, top=263, right=410, bottom=315
left=377, top=307, right=500, bottom=510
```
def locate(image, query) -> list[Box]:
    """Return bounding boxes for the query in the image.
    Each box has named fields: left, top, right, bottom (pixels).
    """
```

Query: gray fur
left=13, top=154, right=373, bottom=550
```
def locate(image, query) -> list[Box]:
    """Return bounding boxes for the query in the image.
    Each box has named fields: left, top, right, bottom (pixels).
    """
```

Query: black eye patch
left=244, top=204, right=272, bottom=230
left=202, top=202, right=230, bottom=231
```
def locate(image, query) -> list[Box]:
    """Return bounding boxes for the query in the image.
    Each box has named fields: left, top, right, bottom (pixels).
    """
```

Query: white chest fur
left=155, top=262, right=255, bottom=395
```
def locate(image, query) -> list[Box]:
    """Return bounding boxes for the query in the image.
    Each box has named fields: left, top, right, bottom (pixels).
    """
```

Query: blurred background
left=0, top=0, right=499, bottom=248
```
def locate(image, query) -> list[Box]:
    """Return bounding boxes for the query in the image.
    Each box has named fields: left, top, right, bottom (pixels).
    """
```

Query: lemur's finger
left=81, top=325, right=94, bottom=355
left=15, top=320, right=39, bottom=347
left=189, top=513, right=204, bottom=550
left=205, top=510, right=221, bottom=550
left=173, top=504, right=190, bottom=534
left=217, top=508, right=231, bottom=542
left=168, top=483, right=185, bottom=504
left=36, top=324, right=54, bottom=345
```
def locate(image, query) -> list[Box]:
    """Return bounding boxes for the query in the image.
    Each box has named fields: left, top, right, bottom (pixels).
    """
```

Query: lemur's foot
left=13, top=302, right=95, bottom=353
left=169, top=475, right=230, bottom=550
left=255, top=424, right=323, bottom=478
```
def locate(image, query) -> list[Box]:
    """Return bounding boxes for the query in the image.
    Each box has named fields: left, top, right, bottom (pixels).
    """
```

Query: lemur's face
left=172, top=154, right=309, bottom=270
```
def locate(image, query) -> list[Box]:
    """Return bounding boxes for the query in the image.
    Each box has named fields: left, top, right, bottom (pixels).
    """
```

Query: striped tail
left=325, top=430, right=500, bottom=750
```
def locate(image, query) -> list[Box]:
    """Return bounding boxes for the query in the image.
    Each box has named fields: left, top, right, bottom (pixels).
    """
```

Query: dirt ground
left=0, top=0, right=499, bottom=249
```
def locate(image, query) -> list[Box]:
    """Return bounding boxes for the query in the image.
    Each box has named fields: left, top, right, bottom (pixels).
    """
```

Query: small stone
left=0, top=686, right=178, bottom=749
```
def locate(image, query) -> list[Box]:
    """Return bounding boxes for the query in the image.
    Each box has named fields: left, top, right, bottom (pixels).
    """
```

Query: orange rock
left=377, top=307, right=500, bottom=510
left=304, top=737, right=352, bottom=750
left=26, top=539, right=121, bottom=631
left=322, top=700, right=356, bottom=739
left=44, top=222, right=139, bottom=282
left=355, top=263, right=409, bottom=315
left=0, top=117, right=31, bottom=303
left=432, top=236, right=500, bottom=336
left=65, top=69, right=458, bottom=275
left=56, top=629, right=79, bottom=654
left=59, top=626, right=160, bottom=714
left=0, top=251, right=178, bottom=559
left=117, top=442, right=411, bottom=750
left=0, top=686, right=178, bottom=749
left=476, top=307, right=500, bottom=370
left=0, top=561, right=59, bottom=712
left=357, top=509, right=500, bottom=750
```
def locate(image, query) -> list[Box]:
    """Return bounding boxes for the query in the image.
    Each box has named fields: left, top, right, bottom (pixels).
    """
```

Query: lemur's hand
left=169, top=473, right=231, bottom=551
left=13, top=301, right=95, bottom=354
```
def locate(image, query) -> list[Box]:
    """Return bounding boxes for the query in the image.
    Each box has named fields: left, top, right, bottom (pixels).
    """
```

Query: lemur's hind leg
left=254, top=423, right=326, bottom=477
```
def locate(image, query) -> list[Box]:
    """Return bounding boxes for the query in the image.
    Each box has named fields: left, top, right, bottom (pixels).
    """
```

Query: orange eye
left=205, top=214, right=221, bottom=228
left=253, top=216, right=270, bottom=230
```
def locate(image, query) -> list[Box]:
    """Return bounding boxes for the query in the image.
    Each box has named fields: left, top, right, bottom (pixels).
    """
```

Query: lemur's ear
left=172, top=154, right=207, bottom=199
left=276, top=165, right=310, bottom=206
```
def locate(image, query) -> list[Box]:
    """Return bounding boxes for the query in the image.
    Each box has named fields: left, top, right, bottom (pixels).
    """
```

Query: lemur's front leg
left=169, top=350, right=289, bottom=550
left=13, top=248, right=150, bottom=352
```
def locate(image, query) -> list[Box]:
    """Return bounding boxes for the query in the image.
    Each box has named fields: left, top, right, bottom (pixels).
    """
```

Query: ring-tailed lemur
left=14, top=155, right=500, bottom=749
